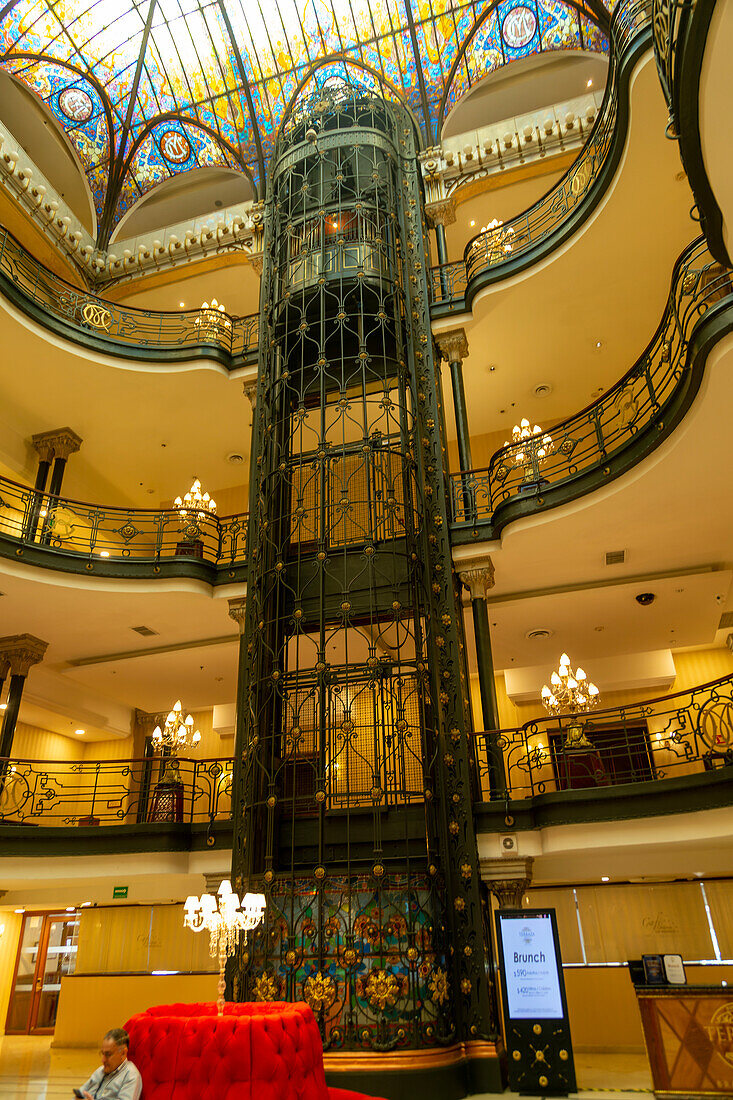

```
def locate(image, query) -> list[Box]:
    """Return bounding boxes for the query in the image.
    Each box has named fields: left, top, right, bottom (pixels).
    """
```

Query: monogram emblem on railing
left=570, top=158, right=592, bottom=197
left=81, top=300, right=112, bottom=330
left=697, top=697, right=733, bottom=753
left=117, top=523, right=140, bottom=542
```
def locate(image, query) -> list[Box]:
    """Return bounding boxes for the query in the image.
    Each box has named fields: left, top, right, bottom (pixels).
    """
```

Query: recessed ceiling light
left=526, top=628, right=552, bottom=641
left=14, top=908, right=25, bottom=914
left=65, top=906, right=75, bottom=912
left=179, top=301, right=185, bottom=307
left=81, top=902, right=92, bottom=907
left=470, top=220, right=475, bottom=227
left=534, top=383, right=552, bottom=397
left=601, top=876, right=610, bottom=882
left=694, top=872, right=704, bottom=877
left=0, top=703, right=6, bottom=710
left=595, top=340, right=602, bottom=349
left=75, top=729, right=85, bottom=735
left=587, top=79, right=593, bottom=87
left=227, top=452, right=245, bottom=464
left=99, top=550, right=110, bottom=557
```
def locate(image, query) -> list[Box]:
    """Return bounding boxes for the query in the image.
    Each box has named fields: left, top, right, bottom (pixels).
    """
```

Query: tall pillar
left=460, top=563, right=507, bottom=800
left=481, top=856, right=534, bottom=909
left=227, top=595, right=247, bottom=744
left=425, top=197, right=456, bottom=301
left=26, top=434, right=55, bottom=540
left=0, top=635, right=48, bottom=760
left=46, top=428, right=83, bottom=497
left=435, top=329, right=475, bottom=523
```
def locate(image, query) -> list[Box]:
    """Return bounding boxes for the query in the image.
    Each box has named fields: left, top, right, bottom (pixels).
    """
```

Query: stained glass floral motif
left=0, top=0, right=609, bottom=239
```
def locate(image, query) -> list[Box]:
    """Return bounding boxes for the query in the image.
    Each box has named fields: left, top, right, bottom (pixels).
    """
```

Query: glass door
left=5, top=911, right=79, bottom=1033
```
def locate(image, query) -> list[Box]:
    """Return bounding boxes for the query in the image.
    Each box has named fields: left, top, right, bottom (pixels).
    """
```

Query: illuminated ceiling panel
left=0, top=0, right=612, bottom=244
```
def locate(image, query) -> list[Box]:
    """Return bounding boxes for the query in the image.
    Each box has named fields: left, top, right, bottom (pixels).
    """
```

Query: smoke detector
left=526, top=628, right=552, bottom=641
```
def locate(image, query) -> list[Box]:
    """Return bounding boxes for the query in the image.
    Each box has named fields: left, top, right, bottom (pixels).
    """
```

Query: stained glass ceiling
left=0, top=0, right=613, bottom=245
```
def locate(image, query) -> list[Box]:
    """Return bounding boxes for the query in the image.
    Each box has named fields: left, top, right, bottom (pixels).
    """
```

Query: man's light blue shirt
left=79, top=1058, right=142, bottom=1099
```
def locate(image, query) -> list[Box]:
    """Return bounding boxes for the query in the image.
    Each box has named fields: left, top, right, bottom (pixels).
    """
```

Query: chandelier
left=541, top=654, right=599, bottom=749
left=152, top=700, right=202, bottom=752
left=476, top=218, right=515, bottom=263
left=504, top=418, right=554, bottom=481
left=174, top=478, right=216, bottom=518
left=193, top=298, right=231, bottom=341
left=184, top=880, right=267, bottom=1015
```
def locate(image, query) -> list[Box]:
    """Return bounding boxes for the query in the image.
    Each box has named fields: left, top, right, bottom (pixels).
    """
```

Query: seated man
left=77, top=1028, right=142, bottom=1099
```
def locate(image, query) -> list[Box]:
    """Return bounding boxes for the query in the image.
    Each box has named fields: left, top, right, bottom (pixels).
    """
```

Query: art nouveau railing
left=429, top=0, right=651, bottom=307
left=0, top=474, right=248, bottom=570
left=0, top=756, right=234, bottom=827
left=477, top=673, right=733, bottom=801
left=0, top=225, right=259, bottom=362
left=449, top=236, right=731, bottom=528
left=652, top=0, right=694, bottom=135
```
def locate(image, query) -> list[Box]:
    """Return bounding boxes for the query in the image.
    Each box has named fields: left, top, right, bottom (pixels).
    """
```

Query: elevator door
left=5, top=911, right=79, bottom=1033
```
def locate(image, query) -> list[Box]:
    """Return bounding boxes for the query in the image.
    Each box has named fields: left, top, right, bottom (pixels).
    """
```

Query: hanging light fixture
left=152, top=700, right=202, bottom=752
left=183, top=880, right=267, bottom=1015
left=476, top=218, right=515, bottom=263
left=175, top=478, right=216, bottom=518
left=504, top=418, right=554, bottom=482
left=193, top=298, right=231, bottom=341
left=541, top=654, right=599, bottom=749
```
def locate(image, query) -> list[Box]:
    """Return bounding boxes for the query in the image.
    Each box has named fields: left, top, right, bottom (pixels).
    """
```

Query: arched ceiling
left=0, top=0, right=612, bottom=245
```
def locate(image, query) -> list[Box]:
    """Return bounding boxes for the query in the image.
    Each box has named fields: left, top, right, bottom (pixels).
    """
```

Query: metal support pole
left=25, top=456, right=51, bottom=541
left=460, top=566, right=507, bottom=800
left=449, top=355, right=473, bottom=475
left=0, top=673, right=25, bottom=760
left=48, top=455, right=68, bottom=498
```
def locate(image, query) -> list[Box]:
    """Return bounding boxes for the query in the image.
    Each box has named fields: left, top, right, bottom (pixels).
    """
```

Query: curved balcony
left=0, top=475, right=248, bottom=583
left=430, top=0, right=652, bottom=312
left=651, top=0, right=729, bottom=266
left=0, top=225, right=259, bottom=369
left=475, top=672, right=733, bottom=828
left=2, top=677, right=731, bottom=855
left=449, top=236, right=733, bottom=542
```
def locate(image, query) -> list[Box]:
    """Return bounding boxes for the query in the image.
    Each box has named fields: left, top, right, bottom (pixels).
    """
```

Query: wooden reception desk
left=635, top=986, right=733, bottom=1098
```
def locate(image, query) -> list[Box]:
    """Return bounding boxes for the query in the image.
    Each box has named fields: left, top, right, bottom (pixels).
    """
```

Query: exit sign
left=113, top=886, right=128, bottom=899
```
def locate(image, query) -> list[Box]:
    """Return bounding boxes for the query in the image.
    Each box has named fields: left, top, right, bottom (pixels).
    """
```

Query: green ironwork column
left=459, top=564, right=507, bottom=800
left=231, top=80, right=500, bottom=1096
left=436, top=329, right=474, bottom=523
left=425, top=198, right=456, bottom=303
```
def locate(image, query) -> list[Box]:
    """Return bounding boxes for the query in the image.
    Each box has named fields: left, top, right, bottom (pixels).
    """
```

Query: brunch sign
left=498, top=912, right=563, bottom=1019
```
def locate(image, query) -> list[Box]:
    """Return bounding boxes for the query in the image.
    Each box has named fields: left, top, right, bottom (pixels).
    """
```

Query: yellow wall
left=0, top=912, right=23, bottom=1035
left=53, top=974, right=218, bottom=1048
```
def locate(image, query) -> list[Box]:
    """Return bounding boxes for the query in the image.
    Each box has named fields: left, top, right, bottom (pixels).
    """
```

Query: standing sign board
left=495, top=909, right=577, bottom=1095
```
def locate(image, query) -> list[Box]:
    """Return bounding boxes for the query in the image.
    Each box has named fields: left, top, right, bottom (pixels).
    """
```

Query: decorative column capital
left=242, top=380, right=257, bottom=408
left=435, top=327, right=468, bottom=364
left=425, top=197, right=456, bottom=228
left=31, top=427, right=83, bottom=462
left=480, top=856, right=534, bottom=909
left=0, top=634, right=49, bottom=677
left=459, top=560, right=495, bottom=601
left=228, top=596, right=247, bottom=633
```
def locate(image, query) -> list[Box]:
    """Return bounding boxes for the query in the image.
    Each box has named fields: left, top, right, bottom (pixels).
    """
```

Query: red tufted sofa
left=124, top=1001, right=384, bottom=1100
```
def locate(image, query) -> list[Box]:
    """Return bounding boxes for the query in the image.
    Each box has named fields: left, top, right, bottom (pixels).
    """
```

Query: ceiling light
left=99, top=550, right=110, bottom=557
left=81, top=902, right=92, bottom=908
left=152, top=700, right=202, bottom=758
left=601, top=876, right=610, bottom=882
left=175, top=478, right=216, bottom=518
left=14, top=908, right=25, bottom=914
left=65, top=906, right=75, bottom=912
left=534, top=383, right=552, bottom=397
left=75, top=729, right=85, bottom=735
left=541, top=654, right=599, bottom=749
left=179, top=301, right=185, bottom=307
left=587, top=79, right=593, bottom=87
left=504, top=418, right=554, bottom=482
left=0, top=703, right=6, bottom=710
left=595, top=340, right=602, bottom=349
left=470, top=220, right=475, bottom=227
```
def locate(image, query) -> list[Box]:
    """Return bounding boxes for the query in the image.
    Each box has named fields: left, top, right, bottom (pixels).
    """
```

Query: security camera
left=636, top=592, right=655, bottom=606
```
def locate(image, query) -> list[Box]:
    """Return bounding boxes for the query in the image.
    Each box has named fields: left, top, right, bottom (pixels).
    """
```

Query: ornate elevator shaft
left=232, top=82, right=497, bottom=1079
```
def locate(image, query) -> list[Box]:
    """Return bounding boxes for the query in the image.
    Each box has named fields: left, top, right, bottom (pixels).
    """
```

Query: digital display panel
left=497, top=911, right=564, bottom=1020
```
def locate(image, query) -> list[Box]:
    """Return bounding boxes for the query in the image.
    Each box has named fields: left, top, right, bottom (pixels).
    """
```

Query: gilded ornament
left=406, top=947, right=418, bottom=963
left=314, top=866, right=326, bottom=880
left=428, top=967, right=449, bottom=1005
left=512, top=1049, right=521, bottom=1061
left=533, top=1023, right=542, bottom=1035
left=372, top=863, right=385, bottom=878
left=254, top=972, right=278, bottom=1002
left=539, top=1076, right=548, bottom=1088
left=365, top=969, right=400, bottom=1011
left=460, top=978, right=472, bottom=994
left=461, top=863, right=472, bottom=880
left=449, top=822, right=460, bottom=836
left=284, top=950, right=298, bottom=967
left=464, top=945, right=472, bottom=956
left=454, top=896, right=465, bottom=911
left=303, top=972, right=336, bottom=1013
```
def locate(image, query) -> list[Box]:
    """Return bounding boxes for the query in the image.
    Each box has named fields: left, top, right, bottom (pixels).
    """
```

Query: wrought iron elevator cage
left=232, top=80, right=496, bottom=1055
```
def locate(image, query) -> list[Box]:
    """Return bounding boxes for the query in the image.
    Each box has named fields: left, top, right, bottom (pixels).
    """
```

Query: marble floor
left=0, top=1036, right=653, bottom=1098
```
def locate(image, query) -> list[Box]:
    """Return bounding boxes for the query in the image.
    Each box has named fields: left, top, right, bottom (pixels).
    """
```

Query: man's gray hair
left=104, top=1028, right=130, bottom=1048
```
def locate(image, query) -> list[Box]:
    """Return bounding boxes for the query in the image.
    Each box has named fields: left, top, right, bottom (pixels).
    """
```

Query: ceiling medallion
left=502, top=5, right=538, bottom=49
left=58, top=86, right=93, bottom=122
left=159, top=129, right=192, bottom=165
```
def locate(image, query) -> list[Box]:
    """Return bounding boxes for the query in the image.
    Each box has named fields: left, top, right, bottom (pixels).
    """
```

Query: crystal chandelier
left=174, top=478, right=216, bottom=518
left=194, top=298, right=231, bottom=341
left=152, top=700, right=202, bottom=751
left=477, top=217, right=515, bottom=263
left=504, top=419, right=554, bottom=482
left=184, top=880, right=267, bottom=1014
left=541, top=654, right=599, bottom=749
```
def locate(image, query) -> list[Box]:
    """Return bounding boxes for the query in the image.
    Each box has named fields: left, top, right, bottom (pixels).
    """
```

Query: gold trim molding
left=324, top=1040, right=500, bottom=1074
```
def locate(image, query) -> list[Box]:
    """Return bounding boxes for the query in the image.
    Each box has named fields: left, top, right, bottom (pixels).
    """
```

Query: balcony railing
left=429, top=0, right=652, bottom=308
left=477, top=672, right=733, bottom=800
left=0, top=224, right=259, bottom=364
left=0, top=474, right=248, bottom=574
left=0, top=755, right=233, bottom=827
left=449, top=236, right=731, bottom=530
left=651, top=0, right=693, bottom=135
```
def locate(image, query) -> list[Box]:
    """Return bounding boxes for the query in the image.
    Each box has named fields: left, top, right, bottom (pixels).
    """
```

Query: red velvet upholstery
left=124, top=1002, right=384, bottom=1100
